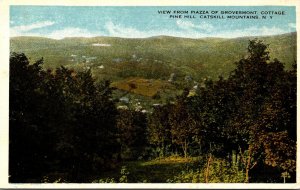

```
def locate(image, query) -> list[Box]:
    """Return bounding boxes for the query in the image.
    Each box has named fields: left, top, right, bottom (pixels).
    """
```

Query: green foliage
left=169, top=91, right=197, bottom=158
left=166, top=169, right=202, bottom=183
left=147, top=104, right=173, bottom=157
left=9, top=37, right=296, bottom=183
left=151, top=39, right=295, bottom=182
left=10, top=52, right=47, bottom=181
left=41, top=174, right=68, bottom=183
left=9, top=53, right=120, bottom=182
left=116, top=109, right=148, bottom=160
left=119, top=166, right=130, bottom=183
left=167, top=158, right=244, bottom=183
left=96, top=178, right=116, bottom=183
left=226, top=39, right=296, bottom=182
left=93, top=166, right=129, bottom=183
left=207, top=159, right=244, bottom=183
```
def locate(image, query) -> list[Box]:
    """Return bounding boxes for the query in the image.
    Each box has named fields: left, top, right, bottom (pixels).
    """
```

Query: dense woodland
left=9, top=40, right=296, bottom=183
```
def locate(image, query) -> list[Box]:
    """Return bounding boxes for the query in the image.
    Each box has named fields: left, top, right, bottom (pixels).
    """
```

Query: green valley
left=10, top=32, right=296, bottom=82
left=10, top=33, right=296, bottom=110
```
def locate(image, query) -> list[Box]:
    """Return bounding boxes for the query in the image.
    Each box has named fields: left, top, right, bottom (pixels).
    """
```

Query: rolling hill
left=10, top=32, right=296, bottom=81
left=10, top=32, right=297, bottom=107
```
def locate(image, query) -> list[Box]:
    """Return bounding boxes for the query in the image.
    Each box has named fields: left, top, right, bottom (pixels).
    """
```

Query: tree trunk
left=184, top=139, right=188, bottom=158
left=228, top=152, right=232, bottom=167
left=245, top=145, right=252, bottom=183
left=181, top=139, right=188, bottom=158
left=199, top=142, right=202, bottom=155
left=161, top=141, right=165, bottom=157
left=235, top=150, right=238, bottom=166
left=205, top=153, right=212, bottom=183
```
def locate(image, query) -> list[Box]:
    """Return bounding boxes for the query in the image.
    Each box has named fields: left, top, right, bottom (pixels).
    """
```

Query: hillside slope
left=10, top=32, right=296, bottom=82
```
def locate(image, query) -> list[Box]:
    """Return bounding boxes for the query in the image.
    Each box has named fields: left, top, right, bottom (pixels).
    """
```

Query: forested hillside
left=10, top=33, right=297, bottom=111
left=10, top=33, right=296, bottom=82
left=9, top=39, right=296, bottom=183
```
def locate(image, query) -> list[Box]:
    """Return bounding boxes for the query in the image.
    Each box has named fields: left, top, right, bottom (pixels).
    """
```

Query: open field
left=112, top=77, right=175, bottom=97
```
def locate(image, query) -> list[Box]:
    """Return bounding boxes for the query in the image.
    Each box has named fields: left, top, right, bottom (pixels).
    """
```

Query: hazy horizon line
left=10, top=31, right=296, bottom=41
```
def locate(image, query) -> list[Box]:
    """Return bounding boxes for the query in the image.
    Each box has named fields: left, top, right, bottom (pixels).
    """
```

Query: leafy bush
left=93, top=166, right=129, bottom=183
left=167, top=157, right=244, bottom=183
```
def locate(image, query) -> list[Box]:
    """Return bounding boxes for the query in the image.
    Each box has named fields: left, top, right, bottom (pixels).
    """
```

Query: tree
left=225, top=39, right=296, bottom=182
left=147, top=104, right=172, bottom=157
left=117, top=109, right=147, bottom=160
left=169, top=89, right=197, bottom=158
left=9, top=53, right=48, bottom=181
left=10, top=53, right=120, bottom=182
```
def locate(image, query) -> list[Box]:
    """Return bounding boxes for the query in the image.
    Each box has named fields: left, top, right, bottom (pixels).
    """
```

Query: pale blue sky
left=10, top=6, right=296, bottom=39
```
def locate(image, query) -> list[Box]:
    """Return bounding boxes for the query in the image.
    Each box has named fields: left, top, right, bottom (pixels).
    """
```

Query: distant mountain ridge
left=10, top=32, right=296, bottom=82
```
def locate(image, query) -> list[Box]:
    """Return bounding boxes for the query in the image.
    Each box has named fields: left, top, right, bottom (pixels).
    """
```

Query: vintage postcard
left=0, top=0, right=299, bottom=189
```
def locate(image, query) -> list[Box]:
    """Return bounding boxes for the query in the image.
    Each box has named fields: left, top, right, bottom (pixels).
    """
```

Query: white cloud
left=105, top=21, right=150, bottom=38
left=10, top=21, right=55, bottom=37
left=215, top=26, right=287, bottom=38
left=103, top=21, right=289, bottom=39
left=47, top=27, right=99, bottom=39
left=176, top=20, right=195, bottom=30
left=11, top=21, right=55, bottom=32
left=176, top=20, right=214, bottom=32
left=10, top=30, right=38, bottom=37
left=104, top=21, right=211, bottom=38
left=10, top=20, right=290, bottom=39
left=11, top=26, right=102, bottom=39
left=288, top=23, right=296, bottom=29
